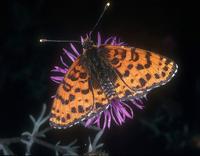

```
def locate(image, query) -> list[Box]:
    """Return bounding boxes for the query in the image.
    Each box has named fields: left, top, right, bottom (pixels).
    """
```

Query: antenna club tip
left=39, top=39, right=46, bottom=43
left=106, top=2, right=110, bottom=7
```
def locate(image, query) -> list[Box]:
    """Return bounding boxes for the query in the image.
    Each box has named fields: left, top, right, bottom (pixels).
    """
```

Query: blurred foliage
left=0, top=104, right=106, bottom=155
left=138, top=98, right=200, bottom=154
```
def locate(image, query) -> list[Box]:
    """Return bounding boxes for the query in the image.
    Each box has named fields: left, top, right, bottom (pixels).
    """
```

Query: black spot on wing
left=111, top=58, right=119, bottom=65
left=78, top=105, right=84, bottom=113
left=145, top=73, right=151, bottom=80
left=121, top=50, right=126, bottom=60
left=61, top=117, right=66, bottom=122
left=144, top=52, right=152, bottom=68
left=131, top=79, right=134, bottom=83
left=139, top=78, right=146, bottom=87
left=127, top=64, right=133, bottom=69
left=71, top=107, right=77, bottom=113
left=136, top=64, right=144, bottom=70
left=154, top=73, right=160, bottom=79
left=82, top=89, right=90, bottom=94
left=63, top=81, right=73, bottom=92
left=130, top=47, right=139, bottom=61
left=162, top=72, right=166, bottom=77
left=124, top=70, right=130, bottom=77
left=75, top=88, right=81, bottom=92
left=66, top=114, right=71, bottom=119
left=65, top=100, right=69, bottom=105
left=69, top=94, right=75, bottom=101
left=56, top=94, right=65, bottom=105
left=163, top=66, right=168, bottom=71
left=97, top=91, right=103, bottom=95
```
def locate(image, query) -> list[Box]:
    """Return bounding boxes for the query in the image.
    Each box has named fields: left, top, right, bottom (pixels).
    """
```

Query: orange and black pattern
left=50, top=44, right=178, bottom=129
left=50, top=58, right=94, bottom=128
left=103, top=45, right=178, bottom=99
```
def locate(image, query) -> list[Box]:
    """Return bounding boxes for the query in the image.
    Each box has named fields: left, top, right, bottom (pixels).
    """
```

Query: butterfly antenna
left=39, top=39, right=81, bottom=43
left=90, top=2, right=110, bottom=37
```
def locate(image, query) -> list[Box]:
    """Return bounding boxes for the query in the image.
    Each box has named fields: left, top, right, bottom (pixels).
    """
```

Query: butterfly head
left=82, top=37, right=95, bottom=50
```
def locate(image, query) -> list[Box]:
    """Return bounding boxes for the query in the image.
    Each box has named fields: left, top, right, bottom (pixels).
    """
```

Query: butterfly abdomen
left=99, top=75, right=116, bottom=99
left=85, top=47, right=117, bottom=99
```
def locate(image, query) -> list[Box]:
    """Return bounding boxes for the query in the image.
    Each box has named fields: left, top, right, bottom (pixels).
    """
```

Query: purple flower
left=51, top=32, right=145, bottom=129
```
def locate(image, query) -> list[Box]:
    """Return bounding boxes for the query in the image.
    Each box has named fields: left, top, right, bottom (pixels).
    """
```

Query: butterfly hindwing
left=90, top=76, right=110, bottom=113
left=101, top=45, right=178, bottom=98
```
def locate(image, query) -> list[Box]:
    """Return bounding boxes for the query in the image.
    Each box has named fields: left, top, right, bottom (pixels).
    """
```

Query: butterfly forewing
left=102, top=45, right=178, bottom=98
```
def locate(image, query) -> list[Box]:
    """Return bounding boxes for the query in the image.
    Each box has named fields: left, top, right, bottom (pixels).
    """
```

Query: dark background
left=1, top=0, right=200, bottom=155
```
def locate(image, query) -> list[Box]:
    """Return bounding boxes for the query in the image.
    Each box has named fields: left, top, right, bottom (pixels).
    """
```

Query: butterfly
left=49, top=36, right=178, bottom=129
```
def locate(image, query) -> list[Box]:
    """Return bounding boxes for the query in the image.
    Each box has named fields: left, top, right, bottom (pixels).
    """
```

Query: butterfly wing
left=101, top=45, right=178, bottom=99
left=50, top=57, right=94, bottom=128
left=50, top=57, right=110, bottom=129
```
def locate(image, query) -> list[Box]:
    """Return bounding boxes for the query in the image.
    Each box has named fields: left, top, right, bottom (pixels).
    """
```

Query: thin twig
left=33, top=137, right=65, bottom=153
left=0, top=137, right=21, bottom=145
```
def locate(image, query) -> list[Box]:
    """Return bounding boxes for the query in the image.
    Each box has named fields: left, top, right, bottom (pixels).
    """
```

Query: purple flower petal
left=102, top=111, right=107, bottom=129
left=85, top=117, right=95, bottom=127
left=111, top=37, right=117, bottom=45
left=60, top=56, right=69, bottom=68
left=97, top=32, right=101, bottom=47
left=51, top=66, right=68, bottom=74
left=63, top=48, right=77, bottom=62
left=114, top=104, right=125, bottom=124
left=106, top=111, right=111, bottom=129
left=116, top=103, right=127, bottom=121
left=51, top=79, right=61, bottom=84
left=51, top=95, right=56, bottom=98
left=88, top=31, right=92, bottom=37
left=50, top=76, right=63, bottom=82
left=131, top=99, right=144, bottom=109
left=118, top=42, right=125, bottom=45
left=94, top=115, right=101, bottom=128
left=120, top=102, right=134, bottom=119
left=80, top=36, right=84, bottom=44
left=110, top=105, right=120, bottom=125
left=70, top=43, right=80, bottom=56
left=104, top=36, right=114, bottom=44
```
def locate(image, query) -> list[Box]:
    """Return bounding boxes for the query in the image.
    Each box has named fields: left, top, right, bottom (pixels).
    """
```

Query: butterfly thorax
left=81, top=46, right=118, bottom=100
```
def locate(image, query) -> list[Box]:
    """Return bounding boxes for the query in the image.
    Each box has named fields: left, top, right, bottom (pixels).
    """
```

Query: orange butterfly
left=43, top=2, right=178, bottom=129
left=49, top=36, right=178, bottom=129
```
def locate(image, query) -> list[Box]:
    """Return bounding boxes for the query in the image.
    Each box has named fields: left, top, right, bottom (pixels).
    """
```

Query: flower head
left=51, top=32, right=145, bottom=129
